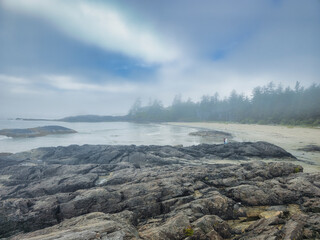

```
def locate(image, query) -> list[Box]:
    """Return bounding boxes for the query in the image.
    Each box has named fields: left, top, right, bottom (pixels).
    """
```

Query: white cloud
left=1, top=1, right=319, bottom=119
left=0, top=74, right=140, bottom=118
left=1, top=0, right=180, bottom=64
left=0, top=74, right=30, bottom=85
left=0, top=74, right=137, bottom=96
left=44, top=75, right=137, bottom=93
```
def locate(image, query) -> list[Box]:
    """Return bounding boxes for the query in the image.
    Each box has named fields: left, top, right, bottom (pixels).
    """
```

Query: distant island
left=58, top=115, right=128, bottom=122
left=16, top=115, right=129, bottom=122
left=0, top=125, right=77, bottom=138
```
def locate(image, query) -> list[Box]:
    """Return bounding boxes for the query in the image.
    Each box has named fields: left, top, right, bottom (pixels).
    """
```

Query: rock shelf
left=0, top=142, right=319, bottom=239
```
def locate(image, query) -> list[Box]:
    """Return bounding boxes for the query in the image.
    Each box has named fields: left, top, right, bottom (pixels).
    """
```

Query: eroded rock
left=0, top=143, right=318, bottom=239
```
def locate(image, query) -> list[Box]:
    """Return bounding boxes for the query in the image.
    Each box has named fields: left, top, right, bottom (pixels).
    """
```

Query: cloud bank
left=0, top=0, right=319, bottom=118
left=1, top=0, right=180, bottom=64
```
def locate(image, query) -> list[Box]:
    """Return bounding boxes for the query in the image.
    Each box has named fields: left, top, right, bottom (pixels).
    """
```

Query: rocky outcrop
left=298, top=144, right=320, bottom=152
left=0, top=142, right=319, bottom=239
left=0, top=126, right=77, bottom=138
left=189, top=130, right=233, bottom=142
left=9, top=211, right=140, bottom=240
left=3, top=141, right=295, bottom=166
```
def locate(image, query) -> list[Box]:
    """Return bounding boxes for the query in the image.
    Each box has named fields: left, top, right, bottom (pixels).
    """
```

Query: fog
left=0, top=0, right=319, bottom=119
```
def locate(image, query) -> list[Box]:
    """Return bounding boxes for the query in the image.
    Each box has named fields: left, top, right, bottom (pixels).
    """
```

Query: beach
left=170, top=122, right=320, bottom=172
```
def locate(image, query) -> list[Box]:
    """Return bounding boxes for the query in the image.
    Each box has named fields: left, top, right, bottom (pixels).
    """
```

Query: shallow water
left=0, top=120, right=216, bottom=153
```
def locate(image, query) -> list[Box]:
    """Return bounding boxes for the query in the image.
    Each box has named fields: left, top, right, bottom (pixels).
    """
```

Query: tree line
left=127, top=82, right=320, bottom=126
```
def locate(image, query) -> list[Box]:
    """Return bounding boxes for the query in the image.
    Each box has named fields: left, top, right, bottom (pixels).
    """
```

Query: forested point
left=128, top=82, right=320, bottom=126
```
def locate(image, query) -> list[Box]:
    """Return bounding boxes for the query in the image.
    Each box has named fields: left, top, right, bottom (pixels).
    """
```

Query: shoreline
left=1, top=119, right=319, bottom=172
left=169, top=122, right=320, bottom=173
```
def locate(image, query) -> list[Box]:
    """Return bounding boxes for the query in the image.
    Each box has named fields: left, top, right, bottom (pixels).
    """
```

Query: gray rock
left=281, top=220, right=304, bottom=240
left=0, top=126, right=77, bottom=138
left=298, top=144, right=320, bottom=152
left=189, top=130, right=233, bottom=143
left=0, top=142, right=318, bottom=239
left=9, top=211, right=140, bottom=240
left=192, top=215, right=232, bottom=238
left=2, top=141, right=295, bottom=168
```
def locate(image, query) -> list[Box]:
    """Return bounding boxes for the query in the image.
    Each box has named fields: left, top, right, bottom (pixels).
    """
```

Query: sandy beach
left=170, top=122, right=320, bottom=172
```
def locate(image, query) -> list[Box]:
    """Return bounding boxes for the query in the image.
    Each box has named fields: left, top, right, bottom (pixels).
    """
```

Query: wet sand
left=170, top=122, right=320, bottom=172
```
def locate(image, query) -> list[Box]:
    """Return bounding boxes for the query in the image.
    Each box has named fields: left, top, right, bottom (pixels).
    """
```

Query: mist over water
left=0, top=120, right=213, bottom=153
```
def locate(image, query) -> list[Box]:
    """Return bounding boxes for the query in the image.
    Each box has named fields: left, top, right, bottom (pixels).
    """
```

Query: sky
left=0, top=0, right=319, bottom=118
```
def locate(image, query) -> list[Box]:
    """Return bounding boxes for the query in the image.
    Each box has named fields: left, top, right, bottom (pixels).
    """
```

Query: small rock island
left=0, top=125, right=77, bottom=138
left=189, top=130, right=233, bottom=142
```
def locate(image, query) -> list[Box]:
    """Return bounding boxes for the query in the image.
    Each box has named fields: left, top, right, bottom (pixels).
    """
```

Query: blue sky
left=0, top=0, right=319, bottom=118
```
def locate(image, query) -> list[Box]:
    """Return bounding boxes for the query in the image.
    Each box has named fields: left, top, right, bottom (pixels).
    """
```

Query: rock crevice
left=0, top=142, right=318, bottom=239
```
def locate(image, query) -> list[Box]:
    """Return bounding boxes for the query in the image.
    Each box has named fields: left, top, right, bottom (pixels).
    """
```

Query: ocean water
left=0, top=120, right=212, bottom=153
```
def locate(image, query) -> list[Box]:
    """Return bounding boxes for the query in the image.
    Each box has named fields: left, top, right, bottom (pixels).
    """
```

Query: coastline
left=169, top=122, right=320, bottom=172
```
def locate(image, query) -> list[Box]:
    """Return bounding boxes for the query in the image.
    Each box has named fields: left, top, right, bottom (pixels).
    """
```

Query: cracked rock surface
left=0, top=142, right=319, bottom=239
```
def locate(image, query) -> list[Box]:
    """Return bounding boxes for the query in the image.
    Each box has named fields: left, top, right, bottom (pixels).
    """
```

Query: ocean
left=0, top=119, right=212, bottom=153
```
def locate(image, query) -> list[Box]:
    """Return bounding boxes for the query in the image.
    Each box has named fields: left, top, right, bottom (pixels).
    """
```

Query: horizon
left=5, top=81, right=318, bottom=120
left=1, top=0, right=319, bottom=119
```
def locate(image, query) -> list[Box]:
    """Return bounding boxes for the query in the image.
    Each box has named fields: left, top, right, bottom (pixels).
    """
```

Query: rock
left=227, top=219, right=256, bottom=235
left=259, top=210, right=283, bottom=219
left=0, top=126, right=77, bottom=138
left=2, top=141, right=295, bottom=167
left=281, top=220, right=304, bottom=240
left=139, top=213, right=190, bottom=240
left=286, top=212, right=320, bottom=239
left=302, top=197, right=320, bottom=213
left=183, top=141, right=295, bottom=160
left=298, top=144, right=320, bottom=152
left=238, top=216, right=285, bottom=239
left=0, top=157, right=23, bottom=169
left=241, top=206, right=268, bottom=219
left=9, top=211, right=140, bottom=240
left=225, top=166, right=314, bottom=206
left=205, top=229, right=223, bottom=240
left=192, top=215, right=232, bottom=238
left=189, top=130, right=233, bottom=143
left=303, top=228, right=314, bottom=239
left=0, top=143, right=318, bottom=239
